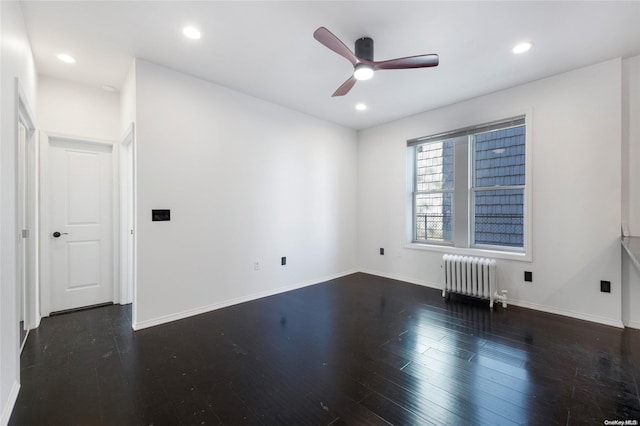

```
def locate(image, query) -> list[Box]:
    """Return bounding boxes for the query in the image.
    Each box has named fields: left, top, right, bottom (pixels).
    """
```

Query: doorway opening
left=16, top=80, right=38, bottom=351
left=120, top=124, right=136, bottom=316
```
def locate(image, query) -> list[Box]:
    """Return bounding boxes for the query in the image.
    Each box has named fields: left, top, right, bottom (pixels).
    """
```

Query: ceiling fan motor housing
left=355, top=37, right=374, bottom=61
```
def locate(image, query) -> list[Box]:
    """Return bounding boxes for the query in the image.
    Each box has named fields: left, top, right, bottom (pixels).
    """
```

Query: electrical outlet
left=254, top=260, right=261, bottom=270
left=524, top=271, right=533, bottom=282
left=600, top=280, right=611, bottom=293
left=380, top=248, right=384, bottom=255
left=281, top=256, right=286, bottom=266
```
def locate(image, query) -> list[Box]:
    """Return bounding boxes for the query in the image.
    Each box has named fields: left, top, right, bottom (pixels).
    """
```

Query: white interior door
left=48, top=137, right=113, bottom=312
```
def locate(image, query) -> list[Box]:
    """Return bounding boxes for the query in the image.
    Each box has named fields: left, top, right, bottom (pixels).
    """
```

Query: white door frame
left=16, top=79, right=39, bottom=336
left=40, top=132, right=120, bottom=317
left=119, top=123, right=136, bottom=306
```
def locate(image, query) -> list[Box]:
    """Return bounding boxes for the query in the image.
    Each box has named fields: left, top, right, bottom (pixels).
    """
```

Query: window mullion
left=453, top=136, right=468, bottom=248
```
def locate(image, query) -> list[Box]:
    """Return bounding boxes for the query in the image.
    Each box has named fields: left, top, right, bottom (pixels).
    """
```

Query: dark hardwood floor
left=10, top=273, right=640, bottom=425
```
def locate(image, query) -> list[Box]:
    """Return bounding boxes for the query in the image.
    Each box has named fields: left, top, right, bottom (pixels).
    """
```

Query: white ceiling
left=20, top=1, right=640, bottom=130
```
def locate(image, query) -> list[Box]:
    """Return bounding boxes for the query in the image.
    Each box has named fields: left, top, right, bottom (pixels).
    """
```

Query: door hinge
left=21, top=229, right=30, bottom=238
left=130, top=229, right=134, bottom=235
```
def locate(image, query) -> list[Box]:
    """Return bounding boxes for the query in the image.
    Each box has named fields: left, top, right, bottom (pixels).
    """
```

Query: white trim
left=38, top=131, right=51, bottom=317
left=111, top=139, right=121, bottom=305
left=508, top=298, right=625, bottom=329
left=621, top=238, right=640, bottom=270
left=19, top=330, right=29, bottom=354
left=119, top=124, right=135, bottom=306
left=16, top=79, right=39, bottom=333
left=16, top=79, right=36, bottom=130
left=133, top=269, right=358, bottom=330
left=45, top=132, right=113, bottom=149
left=360, top=269, right=625, bottom=329
left=359, top=268, right=441, bottom=289
left=0, top=381, right=20, bottom=426
left=624, top=320, right=640, bottom=330
left=523, top=108, right=534, bottom=261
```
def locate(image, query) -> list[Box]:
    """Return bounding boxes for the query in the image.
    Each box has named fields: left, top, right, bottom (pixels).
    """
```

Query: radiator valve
left=494, top=290, right=508, bottom=309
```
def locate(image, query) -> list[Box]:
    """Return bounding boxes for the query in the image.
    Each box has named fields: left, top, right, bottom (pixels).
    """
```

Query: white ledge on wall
left=405, top=242, right=532, bottom=263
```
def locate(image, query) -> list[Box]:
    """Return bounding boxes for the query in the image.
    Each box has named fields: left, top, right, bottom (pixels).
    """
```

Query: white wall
left=120, top=60, right=136, bottom=136
left=621, top=55, right=640, bottom=328
left=37, top=75, right=120, bottom=141
left=134, top=60, right=358, bottom=329
left=0, top=2, right=37, bottom=424
left=358, top=59, right=623, bottom=327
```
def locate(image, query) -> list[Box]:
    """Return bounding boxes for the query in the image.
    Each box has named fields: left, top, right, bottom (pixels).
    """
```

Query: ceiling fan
left=313, top=27, right=439, bottom=97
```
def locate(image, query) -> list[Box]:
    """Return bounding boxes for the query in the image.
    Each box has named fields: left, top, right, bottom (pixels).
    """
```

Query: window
left=414, top=140, right=454, bottom=242
left=409, top=116, right=528, bottom=253
left=472, top=126, right=525, bottom=247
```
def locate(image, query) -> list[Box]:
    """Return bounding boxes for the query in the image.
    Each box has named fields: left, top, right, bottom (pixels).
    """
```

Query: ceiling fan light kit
left=354, top=63, right=374, bottom=80
left=313, top=27, right=439, bottom=97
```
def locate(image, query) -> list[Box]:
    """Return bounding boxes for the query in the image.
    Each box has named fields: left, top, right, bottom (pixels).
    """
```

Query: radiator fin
left=442, top=254, right=506, bottom=308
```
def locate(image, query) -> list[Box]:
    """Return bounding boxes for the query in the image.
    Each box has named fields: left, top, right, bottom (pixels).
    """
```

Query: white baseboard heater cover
left=442, top=254, right=507, bottom=308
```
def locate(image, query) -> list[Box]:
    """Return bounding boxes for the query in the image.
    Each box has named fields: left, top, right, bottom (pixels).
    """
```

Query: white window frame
left=406, top=111, right=533, bottom=262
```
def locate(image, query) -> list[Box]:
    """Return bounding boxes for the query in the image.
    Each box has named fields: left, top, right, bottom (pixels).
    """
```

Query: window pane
left=474, top=126, right=525, bottom=187
left=474, top=189, right=524, bottom=247
left=416, top=140, right=454, bottom=192
left=415, top=192, right=453, bottom=242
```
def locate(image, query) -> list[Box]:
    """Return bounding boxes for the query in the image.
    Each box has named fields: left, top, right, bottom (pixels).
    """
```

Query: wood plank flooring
left=9, top=273, right=640, bottom=425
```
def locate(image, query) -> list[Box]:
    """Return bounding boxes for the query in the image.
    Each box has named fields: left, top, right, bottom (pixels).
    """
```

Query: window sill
left=405, top=242, right=532, bottom=263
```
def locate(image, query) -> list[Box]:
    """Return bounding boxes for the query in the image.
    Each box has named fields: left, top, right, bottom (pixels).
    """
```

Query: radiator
left=441, top=254, right=507, bottom=308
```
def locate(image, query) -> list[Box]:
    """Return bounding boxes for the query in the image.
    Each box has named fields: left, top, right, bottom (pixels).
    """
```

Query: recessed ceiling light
left=512, top=42, right=532, bottom=54
left=183, top=26, right=201, bottom=40
left=355, top=103, right=367, bottom=111
left=57, top=53, right=76, bottom=64
left=101, top=85, right=117, bottom=92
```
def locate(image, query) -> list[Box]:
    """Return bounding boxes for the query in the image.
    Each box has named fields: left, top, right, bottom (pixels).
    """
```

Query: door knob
left=52, top=231, right=69, bottom=238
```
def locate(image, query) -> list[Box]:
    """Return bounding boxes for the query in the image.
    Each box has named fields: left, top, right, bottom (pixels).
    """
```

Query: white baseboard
left=359, top=269, right=626, bottom=329
left=358, top=268, right=441, bottom=290
left=133, top=269, right=358, bottom=330
left=623, top=319, right=640, bottom=330
left=1, top=381, right=20, bottom=426
left=508, top=298, right=625, bottom=328
left=131, top=267, right=629, bottom=331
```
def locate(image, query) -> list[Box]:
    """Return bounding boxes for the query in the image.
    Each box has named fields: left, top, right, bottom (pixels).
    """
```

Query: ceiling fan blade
left=373, top=54, right=439, bottom=70
left=332, top=75, right=358, bottom=97
left=314, top=27, right=359, bottom=66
